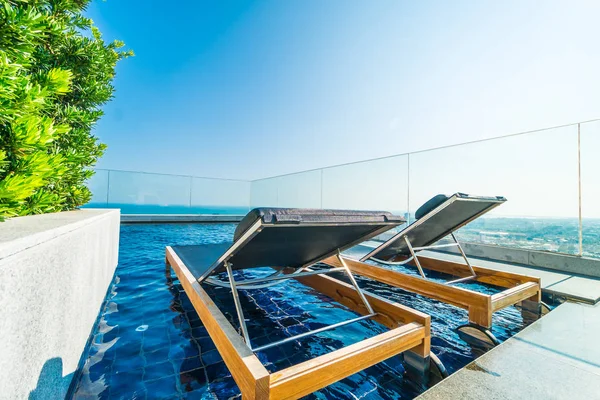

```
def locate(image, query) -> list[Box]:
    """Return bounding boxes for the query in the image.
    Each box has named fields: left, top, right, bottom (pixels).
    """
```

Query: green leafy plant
left=0, top=0, right=132, bottom=220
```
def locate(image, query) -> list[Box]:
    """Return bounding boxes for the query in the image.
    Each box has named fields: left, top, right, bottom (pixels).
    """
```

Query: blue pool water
left=71, top=223, right=540, bottom=399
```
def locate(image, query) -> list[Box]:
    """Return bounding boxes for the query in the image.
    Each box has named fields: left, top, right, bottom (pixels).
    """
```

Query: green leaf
left=0, top=0, right=131, bottom=220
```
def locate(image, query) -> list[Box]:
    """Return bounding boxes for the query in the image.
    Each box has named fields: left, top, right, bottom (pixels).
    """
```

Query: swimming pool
left=70, top=223, right=538, bottom=399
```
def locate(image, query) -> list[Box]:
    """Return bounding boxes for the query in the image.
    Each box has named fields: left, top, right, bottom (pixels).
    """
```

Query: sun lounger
left=165, top=208, right=444, bottom=399
left=362, top=193, right=506, bottom=284
left=321, top=194, right=545, bottom=346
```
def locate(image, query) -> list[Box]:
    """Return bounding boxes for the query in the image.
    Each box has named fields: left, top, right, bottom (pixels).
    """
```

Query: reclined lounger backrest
left=195, top=208, right=404, bottom=282
left=360, top=193, right=506, bottom=261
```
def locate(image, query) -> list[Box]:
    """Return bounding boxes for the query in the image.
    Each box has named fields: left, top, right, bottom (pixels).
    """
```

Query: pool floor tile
left=200, top=349, right=222, bottom=367
left=179, top=356, right=204, bottom=374
left=144, top=375, right=181, bottom=399
left=204, top=362, right=230, bottom=382
left=144, top=360, right=176, bottom=381
left=113, top=354, right=145, bottom=372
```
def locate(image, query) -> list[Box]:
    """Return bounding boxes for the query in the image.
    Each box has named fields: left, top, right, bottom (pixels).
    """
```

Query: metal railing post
left=189, top=176, right=193, bottom=209
left=320, top=169, right=324, bottom=209
left=407, top=153, right=411, bottom=224
left=578, top=123, right=583, bottom=257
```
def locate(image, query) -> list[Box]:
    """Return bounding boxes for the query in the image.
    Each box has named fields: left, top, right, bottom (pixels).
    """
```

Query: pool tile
left=200, top=349, right=222, bottom=366
left=179, top=356, right=203, bottom=374
left=114, top=354, right=146, bottom=372
left=191, top=327, right=209, bottom=338
left=184, top=311, right=201, bottom=323
left=180, top=367, right=208, bottom=388
left=144, top=360, right=176, bottom=381
left=182, top=343, right=202, bottom=359
left=205, top=362, right=230, bottom=382
left=207, top=376, right=241, bottom=399
left=196, top=337, right=216, bottom=353
left=168, top=345, right=186, bottom=361
left=144, top=346, right=171, bottom=365
left=112, top=368, right=144, bottom=388
left=109, top=379, right=146, bottom=399
left=181, top=387, right=210, bottom=400
left=144, top=375, right=181, bottom=399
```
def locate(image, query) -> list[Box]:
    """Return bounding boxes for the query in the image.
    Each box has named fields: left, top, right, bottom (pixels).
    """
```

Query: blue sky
left=88, top=0, right=600, bottom=181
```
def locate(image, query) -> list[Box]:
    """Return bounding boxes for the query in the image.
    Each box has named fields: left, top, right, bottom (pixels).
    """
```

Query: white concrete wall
left=0, top=209, right=119, bottom=399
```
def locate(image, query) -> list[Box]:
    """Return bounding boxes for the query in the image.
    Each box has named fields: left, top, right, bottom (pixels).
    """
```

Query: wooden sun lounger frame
left=323, top=254, right=542, bottom=329
left=166, top=246, right=433, bottom=400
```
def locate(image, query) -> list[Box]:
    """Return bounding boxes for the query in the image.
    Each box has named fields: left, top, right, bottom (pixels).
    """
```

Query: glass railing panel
left=274, top=170, right=322, bottom=208
left=321, top=155, right=409, bottom=217
left=250, top=177, right=279, bottom=208
left=106, top=170, right=192, bottom=214
left=83, top=169, right=109, bottom=207
left=581, top=120, right=600, bottom=258
left=409, top=125, right=580, bottom=254
left=190, top=178, right=250, bottom=215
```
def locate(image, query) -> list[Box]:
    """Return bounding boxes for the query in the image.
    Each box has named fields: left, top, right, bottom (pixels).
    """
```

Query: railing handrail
left=93, top=168, right=252, bottom=183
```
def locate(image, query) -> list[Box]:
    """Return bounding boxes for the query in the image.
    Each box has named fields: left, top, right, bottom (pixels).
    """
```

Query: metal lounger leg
left=337, top=250, right=375, bottom=314
left=225, top=262, right=252, bottom=348
left=404, top=237, right=427, bottom=279
left=446, top=233, right=477, bottom=285
left=225, top=257, right=378, bottom=354
left=250, top=258, right=377, bottom=352
left=252, top=313, right=375, bottom=352
left=370, top=255, right=415, bottom=266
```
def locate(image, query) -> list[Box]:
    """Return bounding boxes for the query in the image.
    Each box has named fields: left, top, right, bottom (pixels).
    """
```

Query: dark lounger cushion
left=415, top=194, right=449, bottom=220
left=234, top=208, right=404, bottom=242
left=362, top=192, right=506, bottom=261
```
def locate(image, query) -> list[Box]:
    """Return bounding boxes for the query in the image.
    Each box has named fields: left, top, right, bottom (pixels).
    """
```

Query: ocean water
left=70, top=223, right=544, bottom=400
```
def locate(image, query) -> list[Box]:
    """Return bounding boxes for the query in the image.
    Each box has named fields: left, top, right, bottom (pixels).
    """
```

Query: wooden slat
left=491, top=282, right=541, bottom=312
left=166, top=247, right=270, bottom=399
left=269, top=322, right=426, bottom=400
left=414, top=255, right=541, bottom=287
left=323, top=256, right=495, bottom=328
left=324, top=256, right=490, bottom=311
